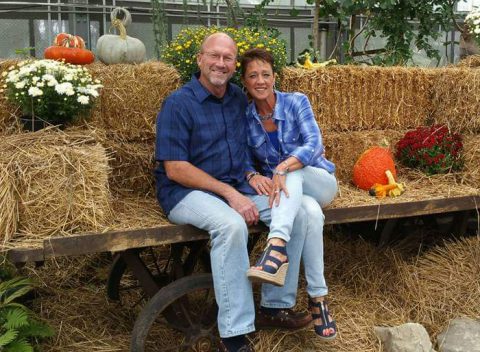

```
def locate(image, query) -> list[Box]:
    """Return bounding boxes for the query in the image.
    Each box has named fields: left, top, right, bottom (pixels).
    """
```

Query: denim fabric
left=168, top=190, right=323, bottom=337
left=155, top=74, right=255, bottom=214
left=246, top=91, right=336, bottom=177
left=269, top=166, right=338, bottom=243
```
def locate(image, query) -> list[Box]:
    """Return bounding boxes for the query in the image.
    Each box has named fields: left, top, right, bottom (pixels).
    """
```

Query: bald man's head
left=199, top=32, right=237, bottom=56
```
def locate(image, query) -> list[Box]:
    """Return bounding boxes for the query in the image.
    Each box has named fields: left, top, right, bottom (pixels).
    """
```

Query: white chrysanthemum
left=55, top=82, right=73, bottom=95
left=15, top=81, right=26, bottom=89
left=65, top=89, right=75, bottom=96
left=28, top=86, right=43, bottom=97
left=474, top=27, right=480, bottom=34
left=77, top=95, right=89, bottom=105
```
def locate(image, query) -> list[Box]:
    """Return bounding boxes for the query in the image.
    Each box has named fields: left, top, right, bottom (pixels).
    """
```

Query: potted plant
left=1, top=59, right=102, bottom=131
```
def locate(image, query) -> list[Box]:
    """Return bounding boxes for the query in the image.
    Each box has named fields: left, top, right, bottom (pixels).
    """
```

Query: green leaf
left=3, top=308, right=28, bottom=330
left=289, top=7, right=299, bottom=17
left=19, top=320, right=55, bottom=338
left=5, top=338, right=34, bottom=352
left=0, top=329, right=18, bottom=347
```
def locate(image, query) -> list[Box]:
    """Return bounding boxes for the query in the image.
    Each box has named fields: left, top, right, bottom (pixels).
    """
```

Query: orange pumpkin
left=53, top=33, right=86, bottom=48
left=352, top=146, right=397, bottom=190
left=44, top=46, right=94, bottom=65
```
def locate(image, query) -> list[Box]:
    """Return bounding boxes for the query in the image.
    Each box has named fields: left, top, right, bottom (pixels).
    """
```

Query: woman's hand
left=249, top=174, right=274, bottom=196
left=269, top=174, right=289, bottom=208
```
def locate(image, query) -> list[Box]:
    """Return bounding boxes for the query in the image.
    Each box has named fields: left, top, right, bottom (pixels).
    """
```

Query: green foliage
left=0, top=265, right=54, bottom=352
left=162, top=26, right=287, bottom=86
left=310, top=0, right=461, bottom=66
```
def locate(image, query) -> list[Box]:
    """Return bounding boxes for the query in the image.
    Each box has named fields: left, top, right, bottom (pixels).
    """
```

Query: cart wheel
left=106, top=242, right=211, bottom=305
left=131, top=273, right=217, bottom=352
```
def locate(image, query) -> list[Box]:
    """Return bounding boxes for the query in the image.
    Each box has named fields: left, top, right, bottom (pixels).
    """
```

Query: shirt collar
left=190, top=72, right=235, bottom=103
left=249, top=90, right=285, bottom=121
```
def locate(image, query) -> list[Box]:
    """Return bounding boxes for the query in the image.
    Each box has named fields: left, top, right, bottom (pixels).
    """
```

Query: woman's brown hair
left=240, top=48, right=275, bottom=77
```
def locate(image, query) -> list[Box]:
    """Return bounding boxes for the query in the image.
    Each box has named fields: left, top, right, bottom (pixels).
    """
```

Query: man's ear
left=197, top=52, right=202, bottom=66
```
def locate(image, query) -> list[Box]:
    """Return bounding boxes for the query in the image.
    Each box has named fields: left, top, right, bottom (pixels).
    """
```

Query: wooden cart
left=6, top=195, right=479, bottom=351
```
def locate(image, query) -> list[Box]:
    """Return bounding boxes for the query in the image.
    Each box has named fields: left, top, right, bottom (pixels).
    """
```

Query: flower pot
left=19, top=116, right=64, bottom=132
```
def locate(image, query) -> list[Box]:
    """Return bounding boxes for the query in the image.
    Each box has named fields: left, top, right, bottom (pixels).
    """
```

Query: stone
left=374, top=323, right=436, bottom=352
left=437, top=317, right=480, bottom=352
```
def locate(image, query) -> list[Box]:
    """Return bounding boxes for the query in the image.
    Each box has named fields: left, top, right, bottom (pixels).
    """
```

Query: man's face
left=197, top=35, right=237, bottom=88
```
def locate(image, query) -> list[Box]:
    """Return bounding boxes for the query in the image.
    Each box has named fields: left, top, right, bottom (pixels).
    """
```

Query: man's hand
left=225, top=191, right=259, bottom=225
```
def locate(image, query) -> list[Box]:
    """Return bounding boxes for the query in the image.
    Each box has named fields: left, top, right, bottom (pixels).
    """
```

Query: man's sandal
left=309, top=298, right=337, bottom=341
left=246, top=243, right=288, bottom=286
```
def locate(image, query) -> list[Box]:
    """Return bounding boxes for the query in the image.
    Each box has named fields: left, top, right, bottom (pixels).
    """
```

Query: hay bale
left=0, top=129, right=112, bottom=243
left=461, top=134, right=480, bottom=187
left=84, top=61, right=181, bottom=142
left=0, top=166, right=18, bottom=244
left=431, top=68, right=480, bottom=133
left=323, top=129, right=404, bottom=184
left=457, top=55, right=480, bottom=68
left=0, top=59, right=23, bottom=135
left=103, top=138, right=155, bottom=196
left=398, top=236, right=480, bottom=337
left=280, top=66, right=433, bottom=132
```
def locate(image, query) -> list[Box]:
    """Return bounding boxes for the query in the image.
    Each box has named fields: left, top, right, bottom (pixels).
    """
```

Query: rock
left=437, top=317, right=480, bottom=352
left=374, top=323, right=436, bottom=352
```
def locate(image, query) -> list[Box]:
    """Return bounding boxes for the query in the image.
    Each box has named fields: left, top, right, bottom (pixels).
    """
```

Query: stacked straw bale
left=323, top=129, right=404, bottom=183
left=461, top=134, right=480, bottom=187
left=78, top=61, right=180, bottom=196
left=84, top=61, right=181, bottom=142
left=457, top=54, right=480, bottom=68
left=103, top=138, right=156, bottom=196
left=280, top=66, right=434, bottom=132
left=0, top=129, right=112, bottom=244
left=431, top=68, right=480, bottom=133
left=0, top=59, right=23, bottom=135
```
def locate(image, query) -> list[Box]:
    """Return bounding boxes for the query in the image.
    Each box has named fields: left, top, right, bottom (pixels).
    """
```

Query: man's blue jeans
left=168, top=187, right=331, bottom=337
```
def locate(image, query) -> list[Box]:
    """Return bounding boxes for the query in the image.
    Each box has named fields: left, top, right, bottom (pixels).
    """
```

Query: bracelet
left=273, top=169, right=288, bottom=176
left=246, top=171, right=260, bottom=182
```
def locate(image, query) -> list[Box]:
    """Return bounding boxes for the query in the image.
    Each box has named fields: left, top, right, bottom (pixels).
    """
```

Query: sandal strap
left=309, top=299, right=336, bottom=331
left=253, top=243, right=288, bottom=274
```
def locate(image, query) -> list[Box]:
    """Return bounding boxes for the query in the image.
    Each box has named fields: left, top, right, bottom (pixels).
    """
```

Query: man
left=155, top=32, right=317, bottom=352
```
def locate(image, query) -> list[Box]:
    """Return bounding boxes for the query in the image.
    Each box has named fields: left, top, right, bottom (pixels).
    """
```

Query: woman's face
left=242, top=59, right=276, bottom=102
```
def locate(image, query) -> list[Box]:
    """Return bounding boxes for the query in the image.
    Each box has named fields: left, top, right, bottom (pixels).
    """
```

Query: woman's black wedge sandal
left=246, top=243, right=288, bottom=286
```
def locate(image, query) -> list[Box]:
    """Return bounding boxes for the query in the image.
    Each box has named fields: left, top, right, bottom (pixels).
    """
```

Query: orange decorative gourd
left=53, top=33, right=86, bottom=48
left=44, top=33, right=94, bottom=65
left=352, top=146, right=397, bottom=190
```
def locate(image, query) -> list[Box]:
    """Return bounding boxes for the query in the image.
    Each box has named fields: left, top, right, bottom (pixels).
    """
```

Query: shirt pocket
left=247, top=132, right=268, bottom=161
left=282, top=125, right=302, bottom=152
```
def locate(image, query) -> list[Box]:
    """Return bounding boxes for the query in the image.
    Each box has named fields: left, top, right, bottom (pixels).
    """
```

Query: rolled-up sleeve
left=155, top=95, right=191, bottom=162
left=288, top=94, right=323, bottom=166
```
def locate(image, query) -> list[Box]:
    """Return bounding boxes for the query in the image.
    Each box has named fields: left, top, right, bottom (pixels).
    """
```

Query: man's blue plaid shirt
left=155, top=74, right=256, bottom=214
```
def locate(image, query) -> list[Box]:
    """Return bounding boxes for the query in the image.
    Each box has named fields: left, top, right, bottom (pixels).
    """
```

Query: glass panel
left=293, top=26, right=311, bottom=61
left=0, top=19, right=30, bottom=58
left=34, top=19, right=69, bottom=59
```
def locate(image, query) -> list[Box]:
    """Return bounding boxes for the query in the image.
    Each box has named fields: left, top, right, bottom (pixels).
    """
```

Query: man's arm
left=164, top=161, right=259, bottom=225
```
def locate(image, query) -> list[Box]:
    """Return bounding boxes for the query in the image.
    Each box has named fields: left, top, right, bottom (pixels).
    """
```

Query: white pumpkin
left=96, top=8, right=146, bottom=64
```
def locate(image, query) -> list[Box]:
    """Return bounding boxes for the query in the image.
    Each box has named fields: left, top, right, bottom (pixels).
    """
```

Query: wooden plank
left=6, top=195, right=479, bottom=263
left=6, top=247, right=44, bottom=263
left=323, top=196, right=480, bottom=224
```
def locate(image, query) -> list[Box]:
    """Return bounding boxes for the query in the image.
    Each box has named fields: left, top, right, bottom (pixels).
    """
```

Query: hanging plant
left=96, top=7, right=146, bottom=65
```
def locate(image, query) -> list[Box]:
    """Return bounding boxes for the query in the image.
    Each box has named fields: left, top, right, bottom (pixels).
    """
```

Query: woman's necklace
left=258, top=109, right=274, bottom=121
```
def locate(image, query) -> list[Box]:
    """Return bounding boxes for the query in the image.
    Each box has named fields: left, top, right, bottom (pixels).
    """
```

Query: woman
left=240, top=48, right=337, bottom=340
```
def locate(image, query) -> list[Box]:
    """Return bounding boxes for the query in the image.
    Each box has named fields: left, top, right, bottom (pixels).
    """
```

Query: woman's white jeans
left=167, top=168, right=336, bottom=338
left=270, top=166, right=337, bottom=242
